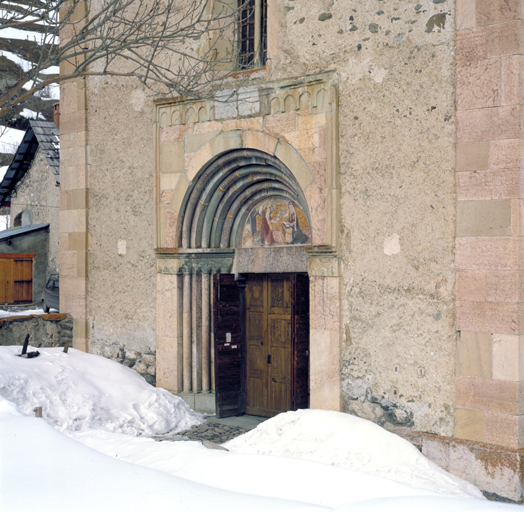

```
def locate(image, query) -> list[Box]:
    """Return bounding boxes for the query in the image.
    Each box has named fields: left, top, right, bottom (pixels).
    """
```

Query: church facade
left=59, top=0, right=524, bottom=501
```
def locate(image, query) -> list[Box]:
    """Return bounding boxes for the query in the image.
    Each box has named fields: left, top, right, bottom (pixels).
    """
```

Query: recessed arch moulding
left=154, top=72, right=342, bottom=414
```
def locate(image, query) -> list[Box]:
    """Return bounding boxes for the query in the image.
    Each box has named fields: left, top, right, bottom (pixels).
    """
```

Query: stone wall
left=10, top=147, right=60, bottom=276
left=0, top=313, right=73, bottom=347
left=59, top=0, right=524, bottom=500
left=266, top=0, right=457, bottom=435
left=62, top=0, right=457, bottom=432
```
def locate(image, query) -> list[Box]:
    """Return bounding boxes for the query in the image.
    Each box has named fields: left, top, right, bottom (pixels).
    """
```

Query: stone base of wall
left=173, top=391, right=216, bottom=415
left=94, top=342, right=157, bottom=386
left=0, top=313, right=73, bottom=348
left=395, top=428, right=524, bottom=502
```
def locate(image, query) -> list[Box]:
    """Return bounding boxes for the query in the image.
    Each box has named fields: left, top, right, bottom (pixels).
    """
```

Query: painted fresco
left=242, top=199, right=311, bottom=247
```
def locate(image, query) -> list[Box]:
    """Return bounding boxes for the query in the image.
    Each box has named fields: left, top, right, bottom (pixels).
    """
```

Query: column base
left=395, top=428, right=524, bottom=502
left=173, top=391, right=216, bottom=414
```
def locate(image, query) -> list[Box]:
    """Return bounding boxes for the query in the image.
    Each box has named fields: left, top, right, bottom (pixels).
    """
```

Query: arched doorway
left=175, top=149, right=312, bottom=417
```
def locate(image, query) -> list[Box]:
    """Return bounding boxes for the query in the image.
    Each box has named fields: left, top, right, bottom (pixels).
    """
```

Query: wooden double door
left=214, top=273, right=309, bottom=418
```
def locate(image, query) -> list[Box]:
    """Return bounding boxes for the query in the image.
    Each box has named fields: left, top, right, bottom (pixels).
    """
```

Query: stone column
left=59, top=49, right=90, bottom=350
left=156, top=267, right=183, bottom=392
left=210, top=273, right=216, bottom=391
left=192, top=273, right=202, bottom=393
left=182, top=272, right=192, bottom=393
left=202, top=272, right=211, bottom=392
left=306, top=247, right=341, bottom=411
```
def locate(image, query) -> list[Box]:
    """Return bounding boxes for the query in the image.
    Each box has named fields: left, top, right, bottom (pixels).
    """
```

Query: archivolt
left=177, top=149, right=311, bottom=249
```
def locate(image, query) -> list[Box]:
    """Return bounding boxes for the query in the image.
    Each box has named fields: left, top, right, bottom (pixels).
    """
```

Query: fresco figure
left=241, top=199, right=311, bottom=247
left=261, top=206, right=275, bottom=246
left=283, top=202, right=309, bottom=244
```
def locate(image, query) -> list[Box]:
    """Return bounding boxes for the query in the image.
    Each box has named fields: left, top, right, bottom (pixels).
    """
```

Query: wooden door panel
left=268, top=316, right=291, bottom=412
left=292, top=273, right=310, bottom=410
left=268, top=275, right=291, bottom=314
left=245, top=273, right=309, bottom=417
left=214, top=274, right=242, bottom=418
left=246, top=275, right=268, bottom=413
left=14, top=259, right=32, bottom=303
left=0, top=259, right=8, bottom=303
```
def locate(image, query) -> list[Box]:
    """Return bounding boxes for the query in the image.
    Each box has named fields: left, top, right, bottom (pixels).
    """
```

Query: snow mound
left=0, top=346, right=202, bottom=435
left=1, top=397, right=321, bottom=512
left=226, top=409, right=484, bottom=500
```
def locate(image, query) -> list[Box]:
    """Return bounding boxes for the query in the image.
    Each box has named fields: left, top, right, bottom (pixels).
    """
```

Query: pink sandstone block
left=456, top=170, right=519, bottom=200
left=457, top=106, right=520, bottom=143
left=454, top=270, right=487, bottom=301
left=476, top=0, right=520, bottom=26
left=487, top=20, right=522, bottom=58
left=456, top=376, right=519, bottom=414
left=455, top=237, right=519, bottom=271
left=456, top=300, right=519, bottom=335
left=456, top=59, right=500, bottom=111
left=457, top=28, right=487, bottom=62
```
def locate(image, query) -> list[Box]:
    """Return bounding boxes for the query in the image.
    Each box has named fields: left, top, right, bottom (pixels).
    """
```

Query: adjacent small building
left=0, top=120, right=60, bottom=304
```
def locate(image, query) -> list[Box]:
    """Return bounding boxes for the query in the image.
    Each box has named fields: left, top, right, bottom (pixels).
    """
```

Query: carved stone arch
left=284, top=94, right=296, bottom=113
left=177, top=149, right=312, bottom=250
left=270, top=96, right=281, bottom=114
left=299, top=92, right=312, bottom=112
left=316, top=89, right=329, bottom=111
left=198, top=106, right=208, bottom=122
left=186, top=107, right=196, bottom=124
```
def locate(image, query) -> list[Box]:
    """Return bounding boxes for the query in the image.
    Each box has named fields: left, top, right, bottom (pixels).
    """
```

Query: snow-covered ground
left=0, top=346, right=520, bottom=511
left=0, top=307, right=57, bottom=318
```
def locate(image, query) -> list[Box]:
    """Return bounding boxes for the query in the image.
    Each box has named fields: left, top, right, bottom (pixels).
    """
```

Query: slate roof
left=0, top=120, right=59, bottom=208
left=0, top=222, right=49, bottom=242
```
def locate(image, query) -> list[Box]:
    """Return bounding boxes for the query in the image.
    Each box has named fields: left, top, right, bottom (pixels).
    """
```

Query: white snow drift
left=0, top=345, right=202, bottom=435
left=226, top=409, right=483, bottom=498
left=0, top=345, right=521, bottom=512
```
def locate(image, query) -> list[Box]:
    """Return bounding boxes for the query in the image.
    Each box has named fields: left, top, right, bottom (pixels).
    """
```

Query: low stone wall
left=0, top=313, right=73, bottom=348
left=93, top=343, right=157, bottom=386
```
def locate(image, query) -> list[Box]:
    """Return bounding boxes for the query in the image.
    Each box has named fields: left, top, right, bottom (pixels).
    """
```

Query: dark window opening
left=238, top=0, right=267, bottom=69
left=13, top=212, right=22, bottom=228
left=261, top=0, right=267, bottom=65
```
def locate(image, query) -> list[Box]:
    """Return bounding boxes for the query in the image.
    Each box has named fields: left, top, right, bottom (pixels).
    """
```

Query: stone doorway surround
left=154, top=72, right=342, bottom=415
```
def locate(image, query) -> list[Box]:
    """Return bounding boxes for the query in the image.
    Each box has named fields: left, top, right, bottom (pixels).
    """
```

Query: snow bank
left=0, top=346, right=202, bottom=435
left=0, top=307, right=53, bottom=318
left=226, top=409, right=484, bottom=499
left=0, top=397, right=324, bottom=512
left=68, top=429, right=447, bottom=508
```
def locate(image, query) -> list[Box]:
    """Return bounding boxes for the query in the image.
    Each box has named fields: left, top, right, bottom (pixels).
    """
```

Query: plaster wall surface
left=10, top=147, right=60, bottom=277
left=85, top=76, right=157, bottom=359
left=266, top=0, right=456, bottom=435
left=78, top=0, right=456, bottom=435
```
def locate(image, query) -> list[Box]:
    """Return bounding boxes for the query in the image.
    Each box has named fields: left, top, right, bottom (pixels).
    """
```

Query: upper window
left=238, top=0, right=267, bottom=69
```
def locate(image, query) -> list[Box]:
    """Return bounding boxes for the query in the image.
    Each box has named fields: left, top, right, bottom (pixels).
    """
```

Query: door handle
left=267, top=354, right=271, bottom=364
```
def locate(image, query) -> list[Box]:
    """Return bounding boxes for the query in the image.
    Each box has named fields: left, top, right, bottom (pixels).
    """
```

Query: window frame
left=238, top=0, right=267, bottom=70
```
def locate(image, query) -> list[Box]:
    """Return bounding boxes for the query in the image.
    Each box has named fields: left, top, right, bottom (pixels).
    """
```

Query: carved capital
left=306, top=246, right=340, bottom=277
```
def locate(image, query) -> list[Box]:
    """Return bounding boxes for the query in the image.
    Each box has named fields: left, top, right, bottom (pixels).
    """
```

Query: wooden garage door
left=0, top=254, right=34, bottom=304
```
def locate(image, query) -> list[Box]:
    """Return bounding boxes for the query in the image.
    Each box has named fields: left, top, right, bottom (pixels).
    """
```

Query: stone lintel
left=156, top=249, right=235, bottom=275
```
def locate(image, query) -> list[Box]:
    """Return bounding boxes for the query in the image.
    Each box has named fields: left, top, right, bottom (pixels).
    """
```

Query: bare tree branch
left=0, top=0, right=257, bottom=120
